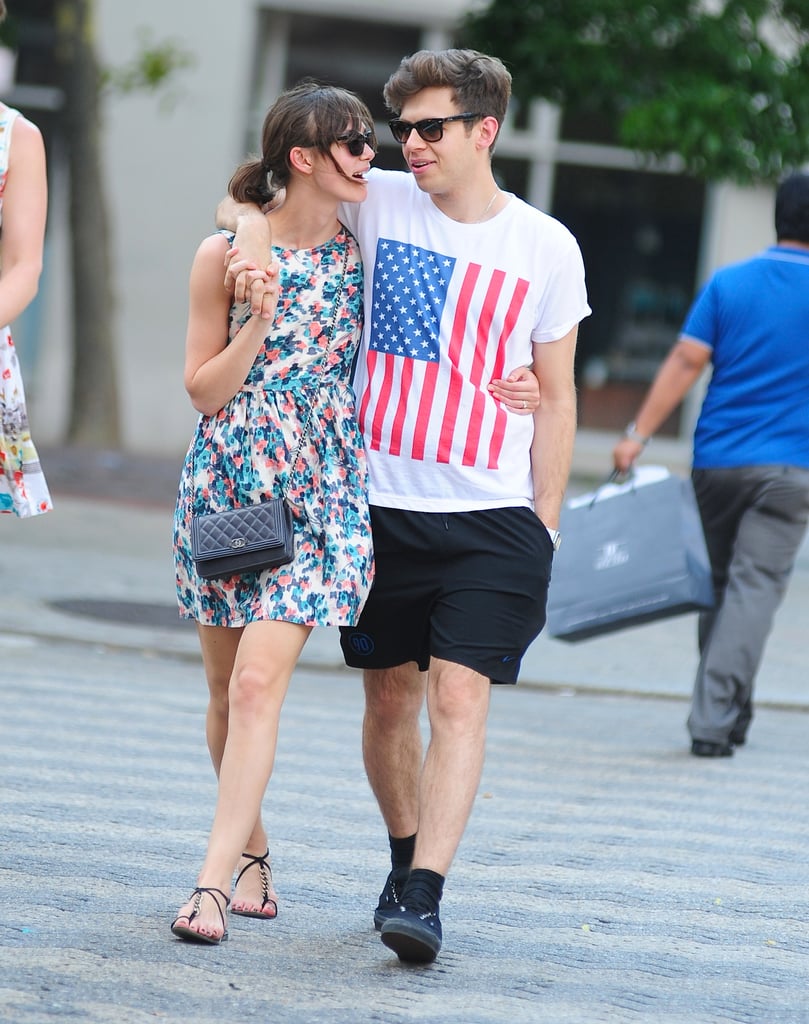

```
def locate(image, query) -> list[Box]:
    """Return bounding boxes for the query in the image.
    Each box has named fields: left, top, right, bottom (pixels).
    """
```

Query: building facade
left=7, top=0, right=776, bottom=457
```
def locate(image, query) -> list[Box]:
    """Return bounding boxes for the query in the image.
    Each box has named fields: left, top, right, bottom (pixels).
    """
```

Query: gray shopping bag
left=547, top=468, right=714, bottom=642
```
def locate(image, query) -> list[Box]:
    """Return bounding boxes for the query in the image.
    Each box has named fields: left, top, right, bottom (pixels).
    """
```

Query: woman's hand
left=488, top=365, right=540, bottom=414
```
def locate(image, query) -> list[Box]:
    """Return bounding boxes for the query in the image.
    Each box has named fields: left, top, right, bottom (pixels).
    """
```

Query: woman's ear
left=288, top=146, right=315, bottom=175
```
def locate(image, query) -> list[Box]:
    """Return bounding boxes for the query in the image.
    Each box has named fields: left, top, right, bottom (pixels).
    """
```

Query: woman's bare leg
left=195, top=624, right=276, bottom=911
left=173, top=619, right=310, bottom=940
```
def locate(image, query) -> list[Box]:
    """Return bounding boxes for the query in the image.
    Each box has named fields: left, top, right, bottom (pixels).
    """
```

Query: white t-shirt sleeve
left=339, top=168, right=409, bottom=237
left=531, top=228, right=591, bottom=343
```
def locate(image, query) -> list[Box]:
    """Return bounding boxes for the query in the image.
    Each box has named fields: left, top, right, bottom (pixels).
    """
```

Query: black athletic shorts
left=339, top=505, right=554, bottom=684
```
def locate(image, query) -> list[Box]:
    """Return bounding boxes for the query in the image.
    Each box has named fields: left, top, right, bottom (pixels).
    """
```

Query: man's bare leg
left=412, top=658, right=490, bottom=874
left=379, top=658, right=490, bottom=962
left=362, top=664, right=427, bottom=836
left=363, top=665, right=427, bottom=928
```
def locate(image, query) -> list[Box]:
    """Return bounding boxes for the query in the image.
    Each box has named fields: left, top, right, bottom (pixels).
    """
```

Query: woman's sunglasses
left=388, top=113, right=481, bottom=145
left=336, top=129, right=376, bottom=157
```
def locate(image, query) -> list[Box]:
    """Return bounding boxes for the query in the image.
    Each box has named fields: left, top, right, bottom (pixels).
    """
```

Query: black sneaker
left=380, top=904, right=442, bottom=963
left=373, top=868, right=409, bottom=931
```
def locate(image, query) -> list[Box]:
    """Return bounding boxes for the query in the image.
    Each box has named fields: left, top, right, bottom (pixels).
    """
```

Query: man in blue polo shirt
left=613, top=171, right=809, bottom=758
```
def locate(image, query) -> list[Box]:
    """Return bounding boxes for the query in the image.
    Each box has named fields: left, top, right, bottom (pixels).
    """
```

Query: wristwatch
left=624, top=420, right=651, bottom=447
left=547, top=528, right=562, bottom=551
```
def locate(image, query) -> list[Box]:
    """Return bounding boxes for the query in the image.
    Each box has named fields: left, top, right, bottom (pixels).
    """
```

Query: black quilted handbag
left=191, top=498, right=294, bottom=580
left=189, top=239, right=348, bottom=581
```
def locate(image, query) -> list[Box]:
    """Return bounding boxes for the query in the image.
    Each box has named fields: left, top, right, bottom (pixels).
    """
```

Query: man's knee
left=427, top=660, right=490, bottom=729
left=364, top=665, right=426, bottom=721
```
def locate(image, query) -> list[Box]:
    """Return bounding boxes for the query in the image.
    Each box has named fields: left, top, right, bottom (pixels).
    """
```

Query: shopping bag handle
left=587, top=467, right=632, bottom=508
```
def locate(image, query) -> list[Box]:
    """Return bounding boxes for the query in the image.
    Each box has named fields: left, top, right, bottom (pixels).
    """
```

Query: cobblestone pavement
left=2, top=640, right=808, bottom=1024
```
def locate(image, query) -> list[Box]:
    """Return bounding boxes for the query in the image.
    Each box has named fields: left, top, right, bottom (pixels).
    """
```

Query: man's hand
left=612, top=436, right=645, bottom=475
left=219, top=203, right=275, bottom=318
left=224, top=246, right=278, bottom=319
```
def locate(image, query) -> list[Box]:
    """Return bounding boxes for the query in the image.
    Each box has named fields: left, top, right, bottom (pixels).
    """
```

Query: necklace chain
left=476, top=188, right=500, bottom=223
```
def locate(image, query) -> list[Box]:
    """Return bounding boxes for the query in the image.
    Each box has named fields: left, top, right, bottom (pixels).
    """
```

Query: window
left=255, top=10, right=421, bottom=165
left=552, top=165, right=705, bottom=433
left=283, top=14, right=420, bottom=124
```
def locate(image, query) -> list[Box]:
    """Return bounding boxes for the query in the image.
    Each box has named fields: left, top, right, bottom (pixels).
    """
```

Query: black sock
left=401, top=868, right=444, bottom=915
left=388, top=832, right=417, bottom=873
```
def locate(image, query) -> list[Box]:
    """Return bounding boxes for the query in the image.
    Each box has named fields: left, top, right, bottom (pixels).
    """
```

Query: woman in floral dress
left=171, top=82, right=375, bottom=944
left=0, top=9, right=52, bottom=517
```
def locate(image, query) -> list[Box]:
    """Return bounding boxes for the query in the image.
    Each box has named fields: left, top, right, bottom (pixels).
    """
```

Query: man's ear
left=476, top=116, right=500, bottom=152
left=288, top=146, right=315, bottom=175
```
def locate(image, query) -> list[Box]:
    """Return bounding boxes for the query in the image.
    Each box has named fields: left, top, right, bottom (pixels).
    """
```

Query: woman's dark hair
left=228, top=80, right=375, bottom=206
left=774, top=172, right=809, bottom=244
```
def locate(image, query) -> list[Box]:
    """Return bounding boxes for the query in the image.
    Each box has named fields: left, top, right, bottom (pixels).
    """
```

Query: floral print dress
left=173, top=227, right=373, bottom=627
left=0, top=106, right=52, bottom=517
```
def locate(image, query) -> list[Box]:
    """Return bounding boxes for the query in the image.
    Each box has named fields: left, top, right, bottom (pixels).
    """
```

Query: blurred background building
left=5, top=0, right=777, bottom=457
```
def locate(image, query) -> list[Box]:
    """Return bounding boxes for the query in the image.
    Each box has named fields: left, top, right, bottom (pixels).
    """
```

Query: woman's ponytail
left=228, top=158, right=274, bottom=207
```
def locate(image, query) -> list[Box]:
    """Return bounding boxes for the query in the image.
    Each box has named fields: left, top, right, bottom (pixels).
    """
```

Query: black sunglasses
left=388, top=113, right=481, bottom=145
left=336, top=129, right=376, bottom=157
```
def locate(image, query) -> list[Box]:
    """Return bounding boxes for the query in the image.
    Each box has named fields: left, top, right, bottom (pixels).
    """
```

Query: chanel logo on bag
left=230, top=538, right=247, bottom=549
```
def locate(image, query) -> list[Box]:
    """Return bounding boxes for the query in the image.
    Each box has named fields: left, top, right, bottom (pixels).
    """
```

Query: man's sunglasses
left=336, top=129, right=376, bottom=157
left=388, top=113, right=481, bottom=145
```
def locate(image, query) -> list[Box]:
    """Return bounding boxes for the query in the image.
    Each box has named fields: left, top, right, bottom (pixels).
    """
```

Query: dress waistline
left=239, top=378, right=347, bottom=394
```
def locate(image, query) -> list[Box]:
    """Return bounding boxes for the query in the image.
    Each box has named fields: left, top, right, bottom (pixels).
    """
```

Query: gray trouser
left=687, top=465, right=809, bottom=744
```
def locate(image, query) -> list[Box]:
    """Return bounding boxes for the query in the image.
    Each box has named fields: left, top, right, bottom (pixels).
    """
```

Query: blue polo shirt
left=681, top=245, right=809, bottom=469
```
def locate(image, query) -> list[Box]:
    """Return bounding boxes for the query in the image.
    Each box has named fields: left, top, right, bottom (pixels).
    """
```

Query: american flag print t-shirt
left=339, top=170, right=591, bottom=513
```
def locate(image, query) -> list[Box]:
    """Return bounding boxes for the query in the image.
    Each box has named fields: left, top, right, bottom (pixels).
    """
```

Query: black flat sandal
left=170, top=886, right=230, bottom=944
left=231, top=849, right=278, bottom=919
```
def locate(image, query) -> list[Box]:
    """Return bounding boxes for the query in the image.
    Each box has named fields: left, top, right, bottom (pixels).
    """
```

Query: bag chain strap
left=280, top=235, right=349, bottom=503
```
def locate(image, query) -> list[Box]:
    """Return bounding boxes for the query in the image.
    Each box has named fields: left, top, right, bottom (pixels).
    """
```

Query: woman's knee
left=229, top=661, right=282, bottom=715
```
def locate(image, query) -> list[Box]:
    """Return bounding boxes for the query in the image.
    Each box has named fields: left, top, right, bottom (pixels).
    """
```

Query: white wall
left=699, top=181, right=775, bottom=284
left=108, top=0, right=264, bottom=455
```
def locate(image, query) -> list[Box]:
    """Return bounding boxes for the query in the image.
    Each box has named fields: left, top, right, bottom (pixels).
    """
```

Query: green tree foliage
left=102, top=28, right=193, bottom=108
left=463, top=0, right=809, bottom=182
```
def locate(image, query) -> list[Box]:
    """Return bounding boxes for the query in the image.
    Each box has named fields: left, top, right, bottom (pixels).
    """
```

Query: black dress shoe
left=691, top=739, right=734, bottom=758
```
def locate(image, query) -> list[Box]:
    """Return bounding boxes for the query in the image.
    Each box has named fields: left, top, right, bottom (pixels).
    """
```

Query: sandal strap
left=235, top=849, right=272, bottom=889
left=188, top=886, right=230, bottom=931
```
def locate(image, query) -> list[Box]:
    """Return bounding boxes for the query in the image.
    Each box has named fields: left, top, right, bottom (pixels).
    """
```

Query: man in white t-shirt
left=227, top=49, right=590, bottom=964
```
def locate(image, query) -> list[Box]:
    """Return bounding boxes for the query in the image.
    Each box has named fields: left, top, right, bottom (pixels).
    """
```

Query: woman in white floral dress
left=170, top=82, right=376, bottom=944
left=0, top=13, right=52, bottom=518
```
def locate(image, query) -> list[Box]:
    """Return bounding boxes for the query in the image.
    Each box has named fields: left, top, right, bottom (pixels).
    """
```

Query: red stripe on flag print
left=487, top=276, right=531, bottom=469
left=410, top=360, right=440, bottom=462
left=436, top=264, right=481, bottom=464
left=463, top=269, right=507, bottom=466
